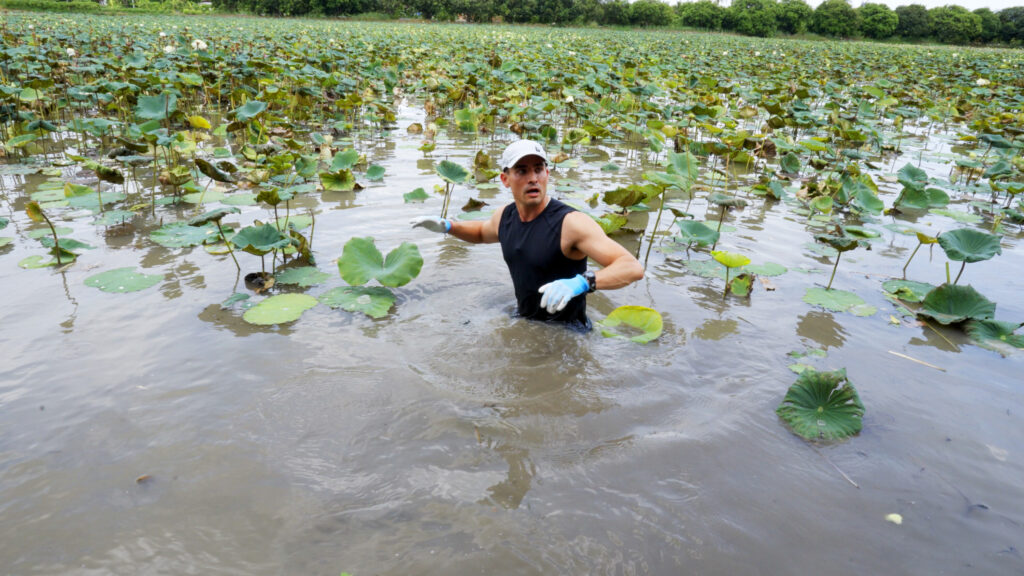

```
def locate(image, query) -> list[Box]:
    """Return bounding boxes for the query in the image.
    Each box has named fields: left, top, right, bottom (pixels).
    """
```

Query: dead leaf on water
left=885, top=513, right=903, bottom=525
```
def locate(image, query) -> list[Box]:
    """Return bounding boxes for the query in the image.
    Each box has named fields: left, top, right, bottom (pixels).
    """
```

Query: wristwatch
left=583, top=270, right=597, bottom=293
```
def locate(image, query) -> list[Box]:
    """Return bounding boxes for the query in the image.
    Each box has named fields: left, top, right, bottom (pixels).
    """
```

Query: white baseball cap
left=500, top=140, right=549, bottom=171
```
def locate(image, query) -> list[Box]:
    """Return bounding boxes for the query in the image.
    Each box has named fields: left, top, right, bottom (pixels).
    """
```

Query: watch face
left=584, top=271, right=596, bottom=292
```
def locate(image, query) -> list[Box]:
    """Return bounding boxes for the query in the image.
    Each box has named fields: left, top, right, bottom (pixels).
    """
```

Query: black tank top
left=498, top=198, right=589, bottom=328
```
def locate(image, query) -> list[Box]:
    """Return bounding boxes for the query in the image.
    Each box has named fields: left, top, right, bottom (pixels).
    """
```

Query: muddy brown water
left=1, top=102, right=1023, bottom=575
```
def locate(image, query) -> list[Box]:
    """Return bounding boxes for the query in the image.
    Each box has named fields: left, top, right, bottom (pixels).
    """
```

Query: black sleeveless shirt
left=498, top=199, right=589, bottom=327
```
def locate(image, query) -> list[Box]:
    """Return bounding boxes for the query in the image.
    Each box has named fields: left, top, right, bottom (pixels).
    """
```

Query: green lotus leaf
left=404, top=187, right=429, bottom=203
left=897, top=163, right=928, bottom=191
left=319, top=169, right=356, bottom=191
left=275, top=215, right=313, bottom=231
left=646, top=171, right=690, bottom=191
left=243, top=293, right=318, bottom=325
left=964, top=320, right=1024, bottom=356
left=293, top=155, right=319, bottom=179
left=729, top=273, right=752, bottom=297
left=232, top=100, right=267, bottom=121
left=918, top=284, right=996, bottom=325
left=594, top=213, right=628, bottom=235
left=195, top=158, right=235, bottom=183
left=683, top=259, right=727, bottom=279
left=937, top=229, right=1002, bottom=263
left=338, top=237, right=423, bottom=287
left=19, top=255, right=71, bottom=268
left=7, top=134, right=39, bottom=148
left=84, top=267, right=163, bottom=293
left=0, top=217, right=8, bottom=230
left=597, top=305, right=663, bottom=344
left=985, top=159, right=1014, bottom=179
left=0, top=237, right=13, bottom=247
left=881, top=279, right=936, bottom=303
left=319, top=286, right=396, bottom=319
left=330, top=149, right=360, bottom=172
left=437, top=160, right=469, bottom=185
left=135, top=93, right=177, bottom=121
left=776, top=368, right=864, bottom=442
left=230, top=224, right=290, bottom=256
left=188, top=207, right=239, bottom=226
left=366, top=165, right=386, bottom=181
left=38, top=237, right=93, bottom=253
left=815, top=234, right=862, bottom=253
left=150, top=222, right=220, bottom=248
left=601, top=163, right=619, bottom=172
left=780, top=152, right=801, bottom=174
left=711, top=250, right=750, bottom=269
left=803, top=288, right=868, bottom=313
left=27, top=226, right=71, bottom=239
left=708, top=192, right=748, bottom=208
left=745, top=262, right=787, bottom=276
left=675, top=220, right=719, bottom=247
left=979, top=133, right=1014, bottom=149
left=274, top=266, right=330, bottom=287
left=810, top=196, right=833, bottom=214
left=930, top=209, right=982, bottom=224
left=223, top=193, right=257, bottom=206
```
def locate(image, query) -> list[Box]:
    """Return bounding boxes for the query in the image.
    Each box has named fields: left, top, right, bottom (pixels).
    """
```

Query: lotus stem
left=643, top=189, right=666, bottom=269
left=218, top=226, right=240, bottom=272
left=901, top=241, right=922, bottom=278
left=954, top=261, right=966, bottom=285
left=826, top=253, right=841, bottom=291
left=945, top=261, right=951, bottom=285
left=723, top=268, right=730, bottom=298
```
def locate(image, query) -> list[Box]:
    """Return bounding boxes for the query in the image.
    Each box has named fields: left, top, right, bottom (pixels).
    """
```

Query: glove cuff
left=443, top=219, right=452, bottom=233
left=570, top=274, right=589, bottom=296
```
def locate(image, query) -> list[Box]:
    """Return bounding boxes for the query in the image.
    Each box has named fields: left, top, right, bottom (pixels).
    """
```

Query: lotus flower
left=163, top=45, right=175, bottom=54
left=191, top=39, right=208, bottom=50
left=66, top=47, right=76, bottom=58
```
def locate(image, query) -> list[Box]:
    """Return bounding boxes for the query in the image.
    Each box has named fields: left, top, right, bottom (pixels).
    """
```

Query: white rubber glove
left=410, top=216, right=451, bottom=233
left=538, top=274, right=589, bottom=314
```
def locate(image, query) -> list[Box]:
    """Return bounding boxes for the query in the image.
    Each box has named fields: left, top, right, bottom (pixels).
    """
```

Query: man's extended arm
left=410, top=207, right=502, bottom=244
left=562, top=211, right=644, bottom=290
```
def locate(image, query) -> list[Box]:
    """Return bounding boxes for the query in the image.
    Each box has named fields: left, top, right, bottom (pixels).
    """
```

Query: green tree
left=776, top=0, right=812, bottom=34
left=1000, top=7, right=1024, bottom=44
left=678, top=0, right=726, bottom=30
left=929, top=5, right=982, bottom=45
left=601, top=0, right=632, bottom=25
left=973, top=8, right=1001, bottom=42
left=895, top=4, right=931, bottom=39
left=727, top=0, right=778, bottom=37
left=812, top=0, right=860, bottom=38
left=859, top=3, right=898, bottom=39
left=630, top=0, right=676, bottom=27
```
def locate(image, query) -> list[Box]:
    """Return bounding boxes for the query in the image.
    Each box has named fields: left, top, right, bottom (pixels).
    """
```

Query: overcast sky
left=710, top=0, right=1023, bottom=11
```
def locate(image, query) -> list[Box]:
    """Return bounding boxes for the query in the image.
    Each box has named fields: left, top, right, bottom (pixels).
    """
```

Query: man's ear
left=499, top=171, right=510, bottom=188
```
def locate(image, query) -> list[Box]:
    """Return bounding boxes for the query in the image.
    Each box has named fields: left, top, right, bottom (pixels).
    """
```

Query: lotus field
left=1, top=10, right=1024, bottom=574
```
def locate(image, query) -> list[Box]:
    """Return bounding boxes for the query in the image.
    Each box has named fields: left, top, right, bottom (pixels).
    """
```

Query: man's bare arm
left=563, top=211, right=644, bottom=290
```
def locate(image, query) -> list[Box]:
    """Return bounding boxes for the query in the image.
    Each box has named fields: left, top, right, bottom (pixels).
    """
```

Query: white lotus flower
left=191, top=39, right=207, bottom=50
left=755, top=51, right=760, bottom=57
left=976, top=78, right=990, bottom=86
left=163, top=45, right=175, bottom=54
left=66, top=47, right=76, bottom=58
left=159, top=31, right=167, bottom=37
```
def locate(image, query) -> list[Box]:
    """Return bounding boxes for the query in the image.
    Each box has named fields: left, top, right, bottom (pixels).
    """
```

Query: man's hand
left=410, top=216, right=451, bottom=233
left=538, top=274, right=589, bottom=314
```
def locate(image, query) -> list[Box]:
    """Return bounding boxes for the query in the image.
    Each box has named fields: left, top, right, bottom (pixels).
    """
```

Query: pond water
left=2, top=100, right=1023, bottom=575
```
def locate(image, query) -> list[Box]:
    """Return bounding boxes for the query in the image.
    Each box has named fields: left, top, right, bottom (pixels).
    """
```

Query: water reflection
left=796, top=310, right=847, bottom=350
left=196, top=302, right=295, bottom=337
left=693, top=317, right=739, bottom=341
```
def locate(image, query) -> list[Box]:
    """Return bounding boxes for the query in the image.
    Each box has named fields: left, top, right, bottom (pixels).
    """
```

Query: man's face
left=500, top=155, right=549, bottom=209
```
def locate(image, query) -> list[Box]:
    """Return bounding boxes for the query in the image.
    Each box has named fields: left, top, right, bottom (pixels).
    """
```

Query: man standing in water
left=411, top=140, right=644, bottom=330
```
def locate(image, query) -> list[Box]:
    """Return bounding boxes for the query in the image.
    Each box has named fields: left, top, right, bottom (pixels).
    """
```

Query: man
left=411, top=139, right=644, bottom=330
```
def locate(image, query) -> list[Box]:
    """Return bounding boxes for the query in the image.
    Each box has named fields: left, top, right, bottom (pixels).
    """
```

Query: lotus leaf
left=711, top=250, right=750, bottom=269
left=232, top=100, right=268, bottom=121
left=366, top=165, right=386, bottom=181
left=676, top=221, right=719, bottom=247
left=196, top=158, right=235, bottom=183
left=918, top=284, right=996, bottom=325
left=0, top=218, right=8, bottom=231
left=683, top=259, right=726, bottom=279
left=338, top=237, right=423, bottom=288
left=319, top=286, right=396, bottom=319
left=897, top=163, right=928, bottom=191
left=151, top=222, right=221, bottom=248
left=937, top=229, right=1002, bottom=263
left=320, top=169, right=356, bottom=191
left=243, top=294, right=318, bottom=325
left=275, top=215, right=313, bottom=231
left=135, top=93, right=177, bottom=121
left=404, top=187, right=429, bottom=203
left=964, top=320, right=1024, bottom=356
left=597, top=306, right=663, bottom=344
left=223, top=193, right=258, bottom=206
left=930, top=209, right=983, bottom=224
left=803, top=288, right=873, bottom=315
left=0, top=238, right=13, bottom=247
left=594, top=213, right=628, bottom=235
left=330, top=149, right=360, bottom=171
left=437, top=160, right=469, bottom=185
left=84, top=267, right=163, bottom=293
left=231, top=224, right=291, bottom=256
left=780, top=152, right=801, bottom=174
left=881, top=280, right=936, bottom=303
left=275, top=266, right=330, bottom=287
left=188, top=207, right=240, bottom=226
left=19, top=255, right=70, bottom=269
left=815, top=234, right=862, bottom=253
left=708, top=193, right=748, bottom=208
left=745, top=262, right=787, bottom=277
left=776, top=368, right=864, bottom=442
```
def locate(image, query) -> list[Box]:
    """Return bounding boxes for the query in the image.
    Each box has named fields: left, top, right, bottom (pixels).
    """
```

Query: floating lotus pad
left=597, top=305, right=663, bottom=344
left=274, top=266, right=330, bottom=287
left=881, top=279, right=936, bottom=303
left=319, top=286, right=396, bottom=319
left=675, top=220, right=719, bottom=246
left=745, top=262, right=787, bottom=277
left=84, top=267, right=164, bottom=293
left=242, top=293, right=318, bottom=325
left=366, top=165, right=386, bottom=181
left=151, top=222, right=221, bottom=248
left=964, top=320, right=1024, bottom=356
left=404, top=187, right=429, bottom=203
left=803, top=288, right=876, bottom=316
left=917, top=284, right=996, bottom=325
left=230, top=224, right=291, bottom=255
left=777, top=368, right=864, bottom=442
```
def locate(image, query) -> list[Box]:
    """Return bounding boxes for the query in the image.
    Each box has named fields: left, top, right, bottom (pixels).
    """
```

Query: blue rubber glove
left=410, top=216, right=451, bottom=233
left=538, top=274, right=589, bottom=314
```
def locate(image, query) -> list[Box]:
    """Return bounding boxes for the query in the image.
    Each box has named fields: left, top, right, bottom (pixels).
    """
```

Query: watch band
left=584, top=270, right=597, bottom=293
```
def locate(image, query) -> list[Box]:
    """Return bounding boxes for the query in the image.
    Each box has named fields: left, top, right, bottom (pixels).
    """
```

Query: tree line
left=206, top=0, right=1024, bottom=46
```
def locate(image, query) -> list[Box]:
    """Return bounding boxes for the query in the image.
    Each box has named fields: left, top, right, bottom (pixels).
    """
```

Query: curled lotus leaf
left=188, top=207, right=239, bottom=226
left=964, top=320, right=1024, bottom=356
left=881, top=279, right=936, bottom=303
left=815, top=234, right=863, bottom=253
left=196, top=158, right=235, bottom=183
left=918, top=284, right=996, bottom=325
left=776, top=368, right=864, bottom=442
left=230, top=224, right=291, bottom=256
left=597, top=305, right=663, bottom=344
left=711, top=250, right=750, bottom=269
left=436, top=160, right=469, bottom=185
left=708, top=192, right=748, bottom=208
left=937, top=229, right=1002, bottom=263
left=676, top=220, right=719, bottom=247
